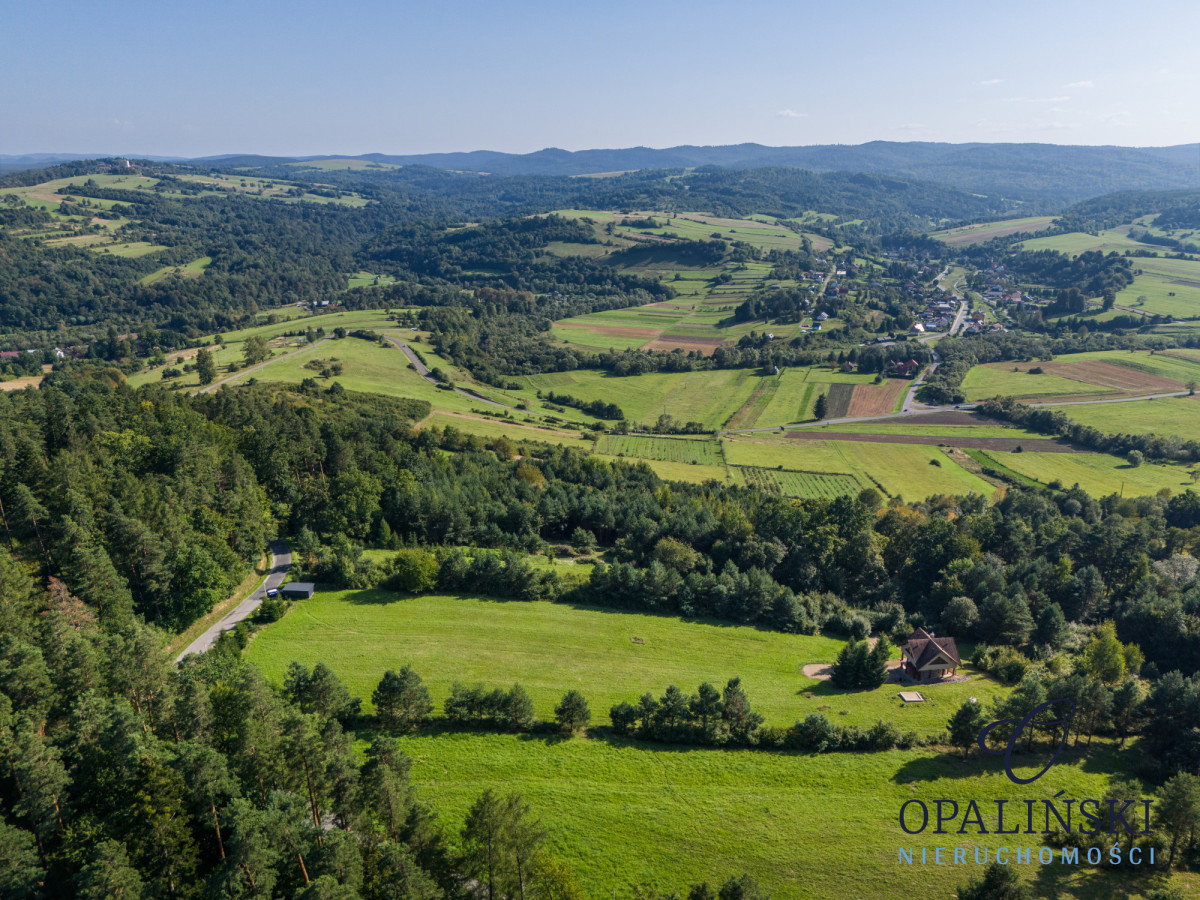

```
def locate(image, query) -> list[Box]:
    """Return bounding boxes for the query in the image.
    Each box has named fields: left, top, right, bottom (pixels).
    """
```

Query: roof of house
left=903, top=627, right=961, bottom=669
left=282, top=581, right=315, bottom=593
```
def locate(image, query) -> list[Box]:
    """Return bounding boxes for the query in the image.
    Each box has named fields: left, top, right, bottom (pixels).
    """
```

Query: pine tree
left=814, top=393, right=829, bottom=419
left=373, top=667, right=432, bottom=732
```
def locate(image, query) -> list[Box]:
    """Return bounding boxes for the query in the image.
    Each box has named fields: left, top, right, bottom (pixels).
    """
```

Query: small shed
left=281, top=582, right=315, bottom=600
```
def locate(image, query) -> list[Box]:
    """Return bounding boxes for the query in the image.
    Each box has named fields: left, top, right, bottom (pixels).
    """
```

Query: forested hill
left=276, top=141, right=1200, bottom=206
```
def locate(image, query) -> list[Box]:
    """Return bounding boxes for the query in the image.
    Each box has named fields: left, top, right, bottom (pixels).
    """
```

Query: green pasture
left=388, top=732, right=1148, bottom=900
left=960, top=365, right=1112, bottom=402
left=983, top=450, right=1196, bottom=497
left=246, top=591, right=1005, bottom=735
left=1015, top=228, right=1166, bottom=257
left=139, top=256, right=211, bottom=285
left=520, top=369, right=761, bottom=429
left=346, top=271, right=398, bottom=290
left=1114, top=273, right=1200, bottom=319
left=1046, top=395, right=1200, bottom=441
left=722, top=437, right=995, bottom=501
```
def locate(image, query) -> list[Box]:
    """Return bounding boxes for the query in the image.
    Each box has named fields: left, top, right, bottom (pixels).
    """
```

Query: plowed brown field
left=845, top=380, right=908, bottom=417
left=1042, top=360, right=1183, bottom=394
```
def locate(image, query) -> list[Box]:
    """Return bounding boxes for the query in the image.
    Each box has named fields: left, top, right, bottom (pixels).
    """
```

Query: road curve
left=176, top=539, right=292, bottom=662
left=382, top=336, right=516, bottom=410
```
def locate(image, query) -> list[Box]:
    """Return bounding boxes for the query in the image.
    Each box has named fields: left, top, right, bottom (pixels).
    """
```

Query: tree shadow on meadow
left=1031, top=861, right=1169, bottom=900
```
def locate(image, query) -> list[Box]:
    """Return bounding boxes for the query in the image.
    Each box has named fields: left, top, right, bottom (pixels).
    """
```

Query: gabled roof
left=904, top=627, right=961, bottom=669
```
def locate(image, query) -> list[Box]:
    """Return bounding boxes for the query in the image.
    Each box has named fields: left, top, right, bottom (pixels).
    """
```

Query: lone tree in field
left=373, top=666, right=432, bottom=731
left=195, top=348, right=216, bottom=385
left=813, top=392, right=828, bottom=420
left=241, top=335, right=271, bottom=367
left=946, top=699, right=987, bottom=760
left=554, top=690, right=591, bottom=734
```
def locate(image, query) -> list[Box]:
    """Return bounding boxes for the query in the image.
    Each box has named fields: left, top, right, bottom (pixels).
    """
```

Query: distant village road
left=196, top=338, right=332, bottom=394
left=176, top=540, right=291, bottom=662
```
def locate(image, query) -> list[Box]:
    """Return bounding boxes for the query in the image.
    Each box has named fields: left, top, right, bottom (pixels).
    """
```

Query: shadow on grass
left=1031, top=862, right=1168, bottom=900
left=890, top=739, right=1129, bottom=785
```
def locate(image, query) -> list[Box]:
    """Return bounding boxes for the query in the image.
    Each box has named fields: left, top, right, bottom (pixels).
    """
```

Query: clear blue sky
left=3, top=0, right=1197, bottom=156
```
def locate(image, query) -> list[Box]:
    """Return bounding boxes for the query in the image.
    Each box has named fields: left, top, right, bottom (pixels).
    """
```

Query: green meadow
left=245, top=590, right=1007, bottom=736
left=981, top=450, right=1196, bottom=497
left=1046, top=395, right=1200, bottom=441
left=240, top=589, right=1166, bottom=900
left=389, top=732, right=1150, bottom=899
left=520, top=368, right=762, bottom=429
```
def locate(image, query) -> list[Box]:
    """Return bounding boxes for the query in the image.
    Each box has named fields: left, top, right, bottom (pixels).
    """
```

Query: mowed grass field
left=241, top=590, right=1160, bottom=899
left=980, top=450, right=1197, bottom=497
left=391, top=733, right=1149, bottom=900
left=245, top=591, right=1007, bottom=734
left=1046, top=394, right=1200, bottom=440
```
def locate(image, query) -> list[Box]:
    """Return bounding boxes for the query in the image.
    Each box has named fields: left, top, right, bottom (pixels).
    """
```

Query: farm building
left=281, top=582, right=315, bottom=600
left=900, top=628, right=961, bottom=683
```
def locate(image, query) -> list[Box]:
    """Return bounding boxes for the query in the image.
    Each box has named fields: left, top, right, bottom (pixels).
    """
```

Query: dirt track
left=784, top=431, right=1080, bottom=452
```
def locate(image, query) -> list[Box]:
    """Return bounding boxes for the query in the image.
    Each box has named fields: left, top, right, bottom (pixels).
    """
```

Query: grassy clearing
left=90, top=241, right=168, bottom=258
left=246, top=591, right=1005, bottom=735
left=389, top=732, right=1147, bottom=900
left=985, top=450, right=1196, bottom=497
left=346, top=271, right=398, bottom=290
left=140, top=256, right=211, bottom=285
left=722, top=437, right=995, bottom=501
left=596, top=434, right=723, bottom=465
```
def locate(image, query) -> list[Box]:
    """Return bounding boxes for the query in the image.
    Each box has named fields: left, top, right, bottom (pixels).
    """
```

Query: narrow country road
left=383, top=335, right=517, bottom=409
left=176, top=539, right=291, bottom=662
left=196, top=338, right=332, bottom=394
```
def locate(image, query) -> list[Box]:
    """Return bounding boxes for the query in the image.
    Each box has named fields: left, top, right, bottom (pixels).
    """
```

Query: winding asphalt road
left=176, top=540, right=291, bottom=662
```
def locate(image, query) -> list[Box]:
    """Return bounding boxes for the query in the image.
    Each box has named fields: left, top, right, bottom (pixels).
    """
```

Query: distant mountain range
left=5, top=142, right=1198, bottom=206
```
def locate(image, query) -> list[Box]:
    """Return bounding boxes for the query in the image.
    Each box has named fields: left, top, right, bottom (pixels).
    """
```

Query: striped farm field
left=730, top=466, right=861, bottom=498
left=595, top=434, right=723, bottom=465
left=844, top=379, right=907, bottom=416
left=822, top=382, right=856, bottom=417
